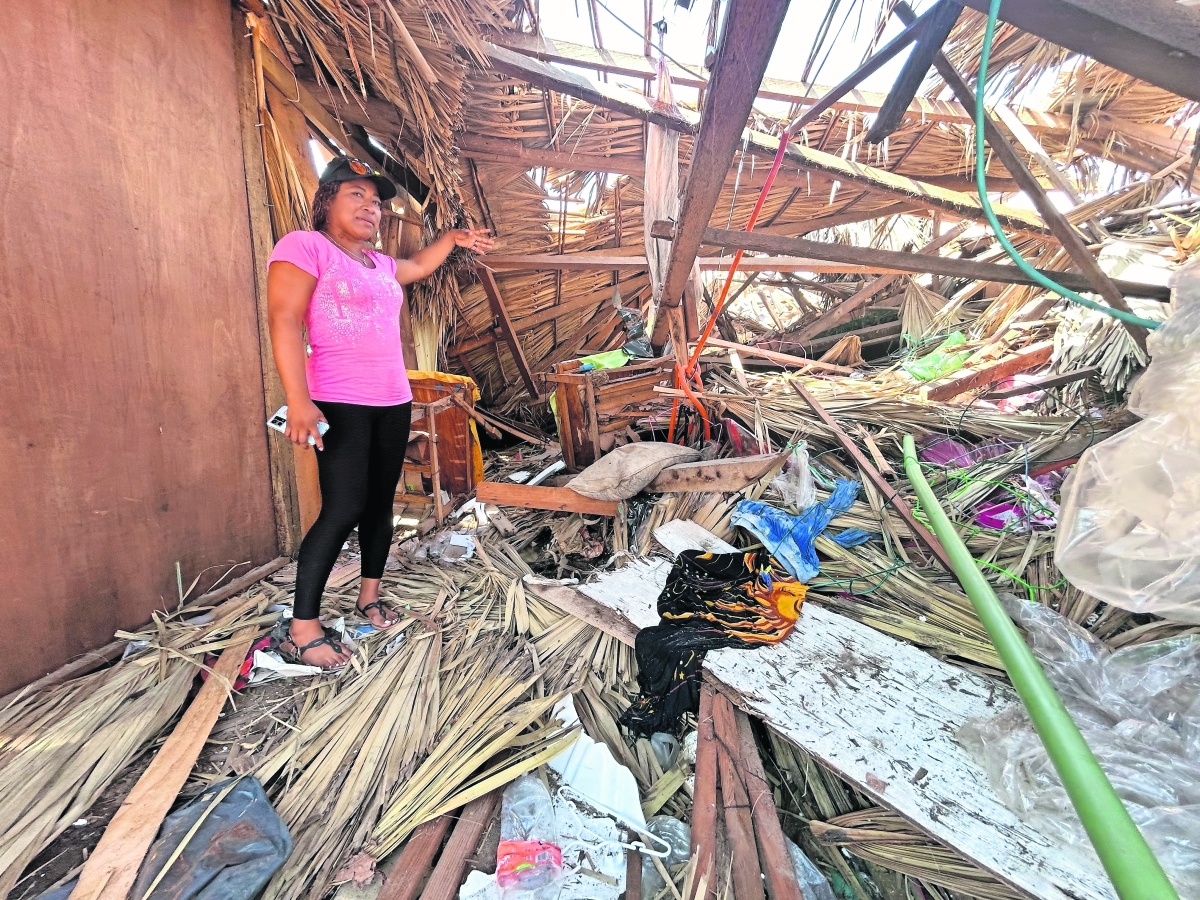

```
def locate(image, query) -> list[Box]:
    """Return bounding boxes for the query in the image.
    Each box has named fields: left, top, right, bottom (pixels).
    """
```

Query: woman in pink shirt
left=267, top=156, right=492, bottom=669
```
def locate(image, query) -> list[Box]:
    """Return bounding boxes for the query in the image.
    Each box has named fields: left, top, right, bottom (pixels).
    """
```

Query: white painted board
left=574, top=522, right=1117, bottom=900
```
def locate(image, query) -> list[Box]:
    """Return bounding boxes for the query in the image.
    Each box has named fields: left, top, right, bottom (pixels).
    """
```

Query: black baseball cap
left=319, top=156, right=397, bottom=202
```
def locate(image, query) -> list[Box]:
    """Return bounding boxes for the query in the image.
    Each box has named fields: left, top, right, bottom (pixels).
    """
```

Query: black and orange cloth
left=620, top=548, right=806, bottom=737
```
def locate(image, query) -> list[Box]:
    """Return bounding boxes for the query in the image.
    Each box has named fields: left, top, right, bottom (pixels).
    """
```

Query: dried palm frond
left=812, top=809, right=1022, bottom=900
left=899, top=278, right=947, bottom=345
left=818, top=335, right=866, bottom=367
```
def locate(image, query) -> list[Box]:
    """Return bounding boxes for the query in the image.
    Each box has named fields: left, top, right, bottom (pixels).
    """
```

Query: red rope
left=668, top=126, right=795, bottom=441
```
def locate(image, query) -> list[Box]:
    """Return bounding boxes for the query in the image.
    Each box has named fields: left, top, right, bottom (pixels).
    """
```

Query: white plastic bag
left=770, top=443, right=817, bottom=510
left=1056, top=256, right=1200, bottom=623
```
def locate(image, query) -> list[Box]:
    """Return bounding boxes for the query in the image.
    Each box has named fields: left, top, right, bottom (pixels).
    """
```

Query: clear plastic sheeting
left=643, top=56, right=680, bottom=305
left=959, top=594, right=1200, bottom=895
left=1056, top=257, right=1200, bottom=623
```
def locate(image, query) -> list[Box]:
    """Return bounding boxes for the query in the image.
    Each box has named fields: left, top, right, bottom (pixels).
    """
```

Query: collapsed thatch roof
left=248, top=0, right=1199, bottom=404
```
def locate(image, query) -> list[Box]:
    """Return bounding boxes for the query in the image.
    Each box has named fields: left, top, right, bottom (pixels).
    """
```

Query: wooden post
left=651, top=0, right=793, bottom=348
left=232, top=8, right=301, bottom=554
left=691, top=683, right=719, bottom=900
left=477, top=267, right=539, bottom=398
left=895, top=2, right=1149, bottom=352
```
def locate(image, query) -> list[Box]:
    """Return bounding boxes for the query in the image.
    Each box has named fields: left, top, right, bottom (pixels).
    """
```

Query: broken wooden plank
left=656, top=0, right=793, bottom=321
left=863, top=0, right=962, bottom=144
left=712, top=691, right=766, bottom=900
left=733, top=705, right=805, bottom=900
left=418, top=791, right=501, bottom=900
left=920, top=340, right=1055, bottom=402
left=68, top=627, right=258, bottom=900
left=477, top=266, right=539, bottom=398
left=649, top=453, right=786, bottom=494
left=700, top=338, right=856, bottom=375
left=693, top=683, right=719, bottom=900
left=378, top=814, right=457, bottom=900
left=687, top=224, right=1171, bottom=301
left=985, top=366, right=1100, bottom=400
left=475, top=482, right=619, bottom=516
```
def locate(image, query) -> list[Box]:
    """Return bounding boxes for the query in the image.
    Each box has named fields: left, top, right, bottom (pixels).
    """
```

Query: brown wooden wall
left=0, top=0, right=278, bottom=694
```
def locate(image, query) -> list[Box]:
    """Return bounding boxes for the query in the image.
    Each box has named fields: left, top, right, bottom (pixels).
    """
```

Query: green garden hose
left=902, top=434, right=1177, bottom=899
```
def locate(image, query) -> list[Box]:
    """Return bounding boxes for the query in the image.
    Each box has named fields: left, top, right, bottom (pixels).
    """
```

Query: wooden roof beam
left=895, top=2, right=1148, bottom=350
left=958, top=0, right=1200, bottom=105
left=488, top=31, right=969, bottom=124
left=477, top=266, right=539, bottom=397
left=477, top=35, right=1048, bottom=237
left=655, top=221, right=1172, bottom=300
left=653, top=0, right=793, bottom=350
left=481, top=42, right=695, bottom=133
left=482, top=253, right=886, bottom=273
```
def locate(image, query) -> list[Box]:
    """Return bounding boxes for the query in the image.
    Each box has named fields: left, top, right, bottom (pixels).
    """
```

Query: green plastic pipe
left=902, top=435, right=1178, bottom=900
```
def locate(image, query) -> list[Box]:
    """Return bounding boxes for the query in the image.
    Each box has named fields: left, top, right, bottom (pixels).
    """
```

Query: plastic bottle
left=496, top=774, right=563, bottom=897
left=650, top=733, right=680, bottom=770
left=785, top=838, right=836, bottom=900
left=641, top=816, right=691, bottom=899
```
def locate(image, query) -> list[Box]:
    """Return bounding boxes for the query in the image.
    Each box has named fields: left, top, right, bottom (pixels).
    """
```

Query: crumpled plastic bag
left=39, top=777, right=291, bottom=900
left=1056, top=256, right=1200, bottom=623
left=958, top=595, right=1200, bottom=894
left=731, top=480, right=860, bottom=582
left=770, top=443, right=817, bottom=509
left=902, top=331, right=972, bottom=382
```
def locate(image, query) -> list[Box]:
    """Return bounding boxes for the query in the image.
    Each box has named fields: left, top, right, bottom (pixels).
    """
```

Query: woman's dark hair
left=310, top=181, right=341, bottom=232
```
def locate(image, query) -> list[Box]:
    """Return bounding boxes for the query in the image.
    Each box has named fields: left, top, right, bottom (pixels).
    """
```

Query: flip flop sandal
left=356, top=598, right=398, bottom=626
left=271, top=620, right=349, bottom=670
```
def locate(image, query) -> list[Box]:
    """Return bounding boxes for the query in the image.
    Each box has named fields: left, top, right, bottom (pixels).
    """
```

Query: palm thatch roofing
left=245, top=0, right=1199, bottom=407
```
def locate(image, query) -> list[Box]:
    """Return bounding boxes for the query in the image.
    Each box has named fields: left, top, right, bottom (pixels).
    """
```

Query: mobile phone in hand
left=267, top=405, right=330, bottom=446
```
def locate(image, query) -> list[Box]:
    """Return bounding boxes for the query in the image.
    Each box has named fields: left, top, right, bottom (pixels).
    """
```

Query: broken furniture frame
left=542, top=356, right=675, bottom=471
left=398, top=395, right=455, bottom=525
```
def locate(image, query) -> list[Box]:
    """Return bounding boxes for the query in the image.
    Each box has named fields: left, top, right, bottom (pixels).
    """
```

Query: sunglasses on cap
left=319, top=156, right=398, bottom=202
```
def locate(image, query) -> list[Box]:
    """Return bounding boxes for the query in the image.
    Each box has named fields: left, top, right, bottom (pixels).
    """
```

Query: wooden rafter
left=899, top=3, right=1150, bottom=350
left=663, top=223, right=1171, bottom=300
left=476, top=266, right=538, bottom=397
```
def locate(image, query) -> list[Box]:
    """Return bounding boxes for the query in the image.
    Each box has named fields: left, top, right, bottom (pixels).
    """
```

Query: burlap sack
left=568, top=443, right=701, bottom=501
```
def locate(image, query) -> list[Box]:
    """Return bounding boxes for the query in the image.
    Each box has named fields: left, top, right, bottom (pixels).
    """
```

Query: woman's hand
left=285, top=399, right=328, bottom=451
left=450, top=228, right=494, bottom=254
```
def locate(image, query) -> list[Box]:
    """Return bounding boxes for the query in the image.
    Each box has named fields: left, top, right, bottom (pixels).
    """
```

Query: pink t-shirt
left=268, top=231, right=412, bottom=406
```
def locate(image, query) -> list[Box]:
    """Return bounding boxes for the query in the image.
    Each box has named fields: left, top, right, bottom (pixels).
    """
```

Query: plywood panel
left=0, top=0, right=277, bottom=693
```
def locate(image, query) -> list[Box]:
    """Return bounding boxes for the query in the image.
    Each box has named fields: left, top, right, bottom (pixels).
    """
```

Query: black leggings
left=293, top=400, right=412, bottom=620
